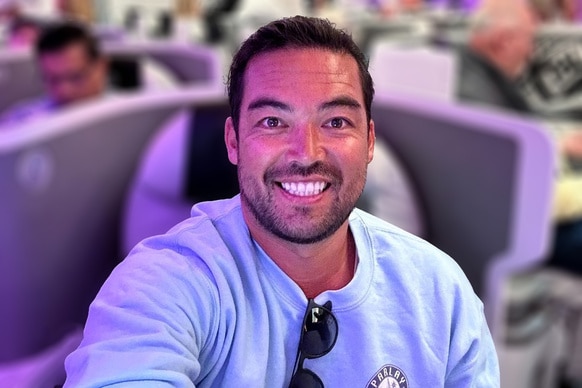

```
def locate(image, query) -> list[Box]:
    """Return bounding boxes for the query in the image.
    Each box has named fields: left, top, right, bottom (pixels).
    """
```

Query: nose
left=47, top=76, right=82, bottom=105
left=287, top=122, right=325, bottom=165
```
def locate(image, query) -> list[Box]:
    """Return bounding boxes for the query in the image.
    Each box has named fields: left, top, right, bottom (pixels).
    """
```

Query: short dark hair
left=227, top=16, right=374, bottom=132
left=35, top=21, right=100, bottom=61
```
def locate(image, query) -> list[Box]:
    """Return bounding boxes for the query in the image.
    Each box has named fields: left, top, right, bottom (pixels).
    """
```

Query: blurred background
left=0, top=0, right=582, bottom=387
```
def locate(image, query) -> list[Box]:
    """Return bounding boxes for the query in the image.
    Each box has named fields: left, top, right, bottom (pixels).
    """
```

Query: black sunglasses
left=288, top=299, right=338, bottom=388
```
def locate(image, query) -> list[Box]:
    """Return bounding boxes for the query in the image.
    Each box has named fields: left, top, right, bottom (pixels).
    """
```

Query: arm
left=445, top=311, right=500, bottom=387
left=63, top=242, right=218, bottom=387
left=445, top=290, right=500, bottom=387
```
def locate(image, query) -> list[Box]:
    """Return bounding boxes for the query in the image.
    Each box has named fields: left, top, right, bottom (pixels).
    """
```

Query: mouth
left=277, top=180, right=330, bottom=197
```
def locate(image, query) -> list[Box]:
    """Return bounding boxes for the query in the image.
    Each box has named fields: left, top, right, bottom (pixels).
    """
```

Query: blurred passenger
left=0, top=20, right=108, bottom=127
left=457, top=0, right=537, bottom=112
left=5, top=15, right=43, bottom=48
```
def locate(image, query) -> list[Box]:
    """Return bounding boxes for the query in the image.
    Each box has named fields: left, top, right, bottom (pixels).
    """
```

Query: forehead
left=241, top=48, right=364, bottom=107
left=39, top=43, right=91, bottom=68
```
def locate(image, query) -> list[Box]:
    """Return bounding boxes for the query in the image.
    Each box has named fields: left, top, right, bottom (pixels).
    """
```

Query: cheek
left=237, top=140, right=274, bottom=172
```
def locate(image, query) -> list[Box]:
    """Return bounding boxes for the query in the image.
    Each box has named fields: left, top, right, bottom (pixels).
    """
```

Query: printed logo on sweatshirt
left=366, top=364, right=408, bottom=388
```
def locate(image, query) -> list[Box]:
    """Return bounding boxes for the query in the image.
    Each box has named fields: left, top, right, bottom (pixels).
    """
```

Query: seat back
left=102, top=40, right=223, bottom=87
left=0, top=49, right=44, bottom=114
left=372, top=92, right=555, bottom=340
left=122, top=99, right=238, bottom=254
left=368, top=43, right=458, bottom=101
left=0, top=87, right=226, bottom=361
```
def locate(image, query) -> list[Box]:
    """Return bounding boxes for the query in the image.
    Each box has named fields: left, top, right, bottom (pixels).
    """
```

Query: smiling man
left=64, top=16, right=499, bottom=388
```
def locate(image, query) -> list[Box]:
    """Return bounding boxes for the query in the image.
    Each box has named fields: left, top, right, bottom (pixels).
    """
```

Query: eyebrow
left=246, top=96, right=362, bottom=113
left=247, top=98, right=292, bottom=112
left=319, top=96, right=362, bottom=111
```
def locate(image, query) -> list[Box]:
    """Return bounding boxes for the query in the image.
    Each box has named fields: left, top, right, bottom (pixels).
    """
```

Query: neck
left=246, top=211, right=356, bottom=298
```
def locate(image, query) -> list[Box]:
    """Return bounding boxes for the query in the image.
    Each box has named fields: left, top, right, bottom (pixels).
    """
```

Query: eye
left=260, top=117, right=282, bottom=128
left=325, top=117, right=348, bottom=129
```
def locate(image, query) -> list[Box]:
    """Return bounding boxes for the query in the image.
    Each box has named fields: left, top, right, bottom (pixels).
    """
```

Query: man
left=0, top=20, right=108, bottom=126
left=457, top=0, right=538, bottom=113
left=64, top=16, right=499, bottom=387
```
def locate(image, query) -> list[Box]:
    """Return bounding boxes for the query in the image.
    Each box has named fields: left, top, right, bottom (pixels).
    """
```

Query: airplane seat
left=122, top=99, right=238, bottom=255
left=372, top=92, right=559, bottom=388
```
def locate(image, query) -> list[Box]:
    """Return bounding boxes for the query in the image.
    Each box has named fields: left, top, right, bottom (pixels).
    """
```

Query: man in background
left=0, top=20, right=108, bottom=127
left=457, top=0, right=537, bottom=112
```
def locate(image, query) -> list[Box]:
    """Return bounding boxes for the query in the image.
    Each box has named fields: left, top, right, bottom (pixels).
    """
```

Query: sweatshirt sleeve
left=63, top=239, right=218, bottom=388
left=444, top=293, right=500, bottom=388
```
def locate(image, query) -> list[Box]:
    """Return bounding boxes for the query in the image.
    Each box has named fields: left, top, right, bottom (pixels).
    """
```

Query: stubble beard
left=239, top=161, right=367, bottom=244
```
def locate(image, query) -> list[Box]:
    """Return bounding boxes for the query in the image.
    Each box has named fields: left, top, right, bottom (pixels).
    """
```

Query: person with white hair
left=456, top=0, right=538, bottom=112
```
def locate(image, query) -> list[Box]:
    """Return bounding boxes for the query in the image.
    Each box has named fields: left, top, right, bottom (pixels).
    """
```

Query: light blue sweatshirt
left=64, top=195, right=499, bottom=387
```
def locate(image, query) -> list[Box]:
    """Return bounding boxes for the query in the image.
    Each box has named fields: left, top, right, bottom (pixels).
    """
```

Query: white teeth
left=281, top=181, right=327, bottom=196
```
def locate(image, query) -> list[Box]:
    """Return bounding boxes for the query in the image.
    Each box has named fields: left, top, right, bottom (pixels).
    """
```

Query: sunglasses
left=288, top=299, right=338, bottom=388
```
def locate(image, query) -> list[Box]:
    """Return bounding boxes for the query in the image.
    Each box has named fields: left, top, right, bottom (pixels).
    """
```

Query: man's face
left=505, top=8, right=538, bottom=78
left=225, top=48, right=375, bottom=244
left=39, top=42, right=107, bottom=106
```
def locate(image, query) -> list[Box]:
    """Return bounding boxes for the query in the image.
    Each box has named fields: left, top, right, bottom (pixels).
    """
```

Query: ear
left=367, top=120, right=376, bottom=164
left=225, top=116, right=239, bottom=165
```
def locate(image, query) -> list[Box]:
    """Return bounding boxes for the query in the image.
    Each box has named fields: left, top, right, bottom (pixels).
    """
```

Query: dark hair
left=35, top=21, right=100, bottom=61
left=227, top=16, right=374, bottom=132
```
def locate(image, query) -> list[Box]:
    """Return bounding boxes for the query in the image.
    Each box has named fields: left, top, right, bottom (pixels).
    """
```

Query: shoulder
left=120, top=195, right=246, bottom=277
left=0, top=97, right=55, bottom=127
left=351, top=208, right=443, bottom=259
left=94, top=197, right=246, bottom=322
left=350, top=208, right=476, bottom=295
left=129, top=195, right=245, bottom=261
